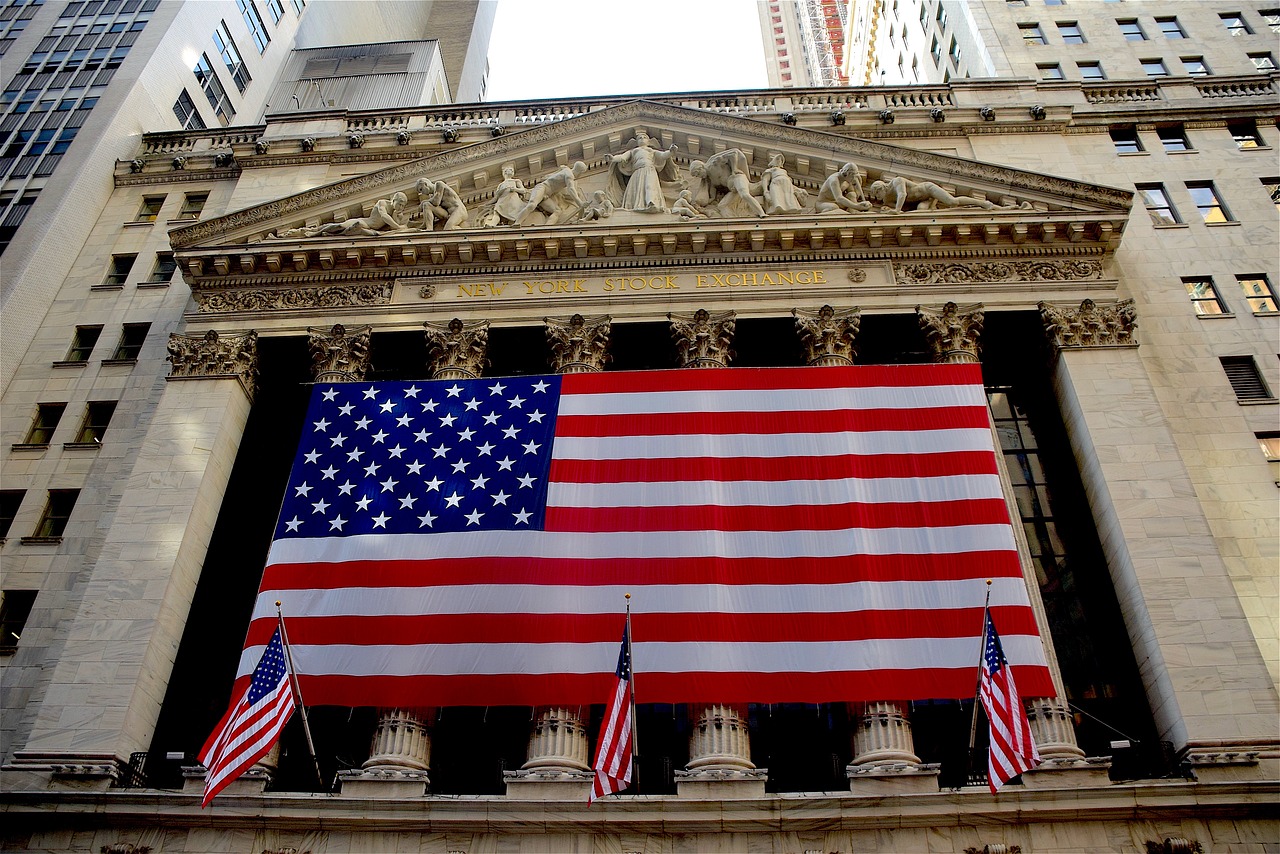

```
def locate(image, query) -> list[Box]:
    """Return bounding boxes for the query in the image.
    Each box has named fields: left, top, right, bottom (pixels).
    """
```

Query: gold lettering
left=760, top=273, right=776, bottom=285
left=489, top=282, right=505, bottom=296
left=459, top=283, right=478, bottom=298
left=712, top=273, right=727, bottom=287
left=665, top=276, right=679, bottom=289
left=814, top=270, right=827, bottom=284
left=743, top=273, right=757, bottom=285
left=574, top=279, right=587, bottom=292
left=696, top=275, right=709, bottom=288
left=779, top=271, right=794, bottom=285
left=794, top=271, right=812, bottom=284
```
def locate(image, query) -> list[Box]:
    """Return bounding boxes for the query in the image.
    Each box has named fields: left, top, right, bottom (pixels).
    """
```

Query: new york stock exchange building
left=2, top=85, right=1278, bottom=854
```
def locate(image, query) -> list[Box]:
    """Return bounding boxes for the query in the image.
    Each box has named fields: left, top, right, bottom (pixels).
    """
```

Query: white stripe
left=559, top=385, right=987, bottom=416
left=551, top=428, right=994, bottom=461
left=250, top=577, right=1034, bottom=621
left=266, top=524, right=1017, bottom=565
left=237, top=635, right=1048, bottom=680
left=547, top=473, right=1005, bottom=509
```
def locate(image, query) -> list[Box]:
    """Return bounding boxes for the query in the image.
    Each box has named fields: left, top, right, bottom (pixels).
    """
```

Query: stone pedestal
left=847, top=762, right=941, bottom=794
left=1020, top=756, right=1112, bottom=789
left=503, top=767, right=595, bottom=800
left=340, top=708, right=432, bottom=797
left=675, top=767, right=769, bottom=798
left=337, top=766, right=430, bottom=798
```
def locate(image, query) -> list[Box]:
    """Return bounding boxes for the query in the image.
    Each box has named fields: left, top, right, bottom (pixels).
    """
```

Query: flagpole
left=276, top=601, right=324, bottom=789
left=624, top=592, right=639, bottom=796
left=967, top=580, right=993, bottom=757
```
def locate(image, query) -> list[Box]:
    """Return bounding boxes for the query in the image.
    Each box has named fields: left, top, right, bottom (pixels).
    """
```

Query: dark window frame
left=109, top=322, right=149, bottom=361
left=23, top=402, right=66, bottom=445
left=1183, top=276, right=1229, bottom=316
left=71, top=399, right=116, bottom=445
left=63, top=324, right=102, bottom=362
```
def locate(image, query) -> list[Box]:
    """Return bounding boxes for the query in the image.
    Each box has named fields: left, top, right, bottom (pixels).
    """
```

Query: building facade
left=1, top=16, right=1278, bottom=853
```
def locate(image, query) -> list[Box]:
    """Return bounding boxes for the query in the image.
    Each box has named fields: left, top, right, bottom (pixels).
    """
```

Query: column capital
left=165, top=329, right=259, bottom=400
left=669, top=308, right=736, bottom=369
left=545, top=313, right=612, bottom=374
left=1039, top=298, right=1138, bottom=353
left=308, top=323, right=373, bottom=383
left=424, top=317, right=490, bottom=380
left=917, top=301, right=984, bottom=364
left=793, top=304, right=861, bottom=366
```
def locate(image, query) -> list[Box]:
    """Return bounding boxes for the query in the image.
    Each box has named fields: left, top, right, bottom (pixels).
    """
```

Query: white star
left=285, top=516, right=302, bottom=532
left=513, top=508, right=532, bottom=524
left=329, top=515, right=348, bottom=531
left=380, top=477, right=399, bottom=493
left=337, top=480, right=355, bottom=496
left=528, top=410, right=545, bottom=424
left=364, top=461, right=381, bottom=477
left=470, top=473, right=490, bottom=490
left=294, top=482, right=313, bottom=497
left=414, top=428, right=431, bottom=443
left=372, top=430, right=388, bottom=444
left=444, top=491, right=463, bottom=508
left=396, top=414, right=413, bottom=428
left=406, top=460, right=425, bottom=475
left=311, top=498, right=330, bottom=514
left=404, top=386, right=420, bottom=398
left=313, top=418, right=330, bottom=432
left=451, top=458, right=470, bottom=474
left=346, top=448, right=364, bottom=462
left=439, top=413, right=457, bottom=427
left=445, top=384, right=463, bottom=397
left=388, top=444, right=405, bottom=459
left=398, top=494, right=418, bottom=509
left=488, top=382, right=506, bottom=396
left=424, top=476, right=443, bottom=492
left=330, top=433, right=347, bottom=448
left=354, top=416, right=372, bottom=431
left=379, top=400, right=396, bottom=414
left=458, top=427, right=476, bottom=442
left=522, top=440, right=542, bottom=455
left=496, top=456, right=515, bottom=471
left=464, top=397, right=481, bottom=411
left=363, top=388, right=378, bottom=400
left=491, top=490, right=510, bottom=506
left=321, top=465, right=338, bottom=480
left=476, top=441, right=495, bottom=456
left=371, top=513, right=390, bottom=529
left=531, top=380, right=549, bottom=393
left=502, top=425, right=521, bottom=440
left=421, top=399, right=438, bottom=412
left=508, top=395, right=526, bottom=409
left=465, top=509, right=484, bottom=526
left=432, top=443, right=450, bottom=458
left=482, top=412, right=500, bottom=426
left=304, top=450, right=321, bottom=464
left=355, top=495, right=372, bottom=511
left=338, top=403, right=354, bottom=416
left=517, top=474, right=536, bottom=489
left=322, top=388, right=338, bottom=401
left=417, top=512, right=436, bottom=528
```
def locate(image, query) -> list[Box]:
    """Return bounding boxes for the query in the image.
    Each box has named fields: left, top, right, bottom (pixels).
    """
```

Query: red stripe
left=261, top=551, right=1026, bottom=590
left=548, top=451, right=999, bottom=483
left=546, top=498, right=1011, bottom=533
left=243, top=605, right=1042, bottom=648
left=554, top=406, right=990, bottom=438
left=561, top=364, right=984, bottom=395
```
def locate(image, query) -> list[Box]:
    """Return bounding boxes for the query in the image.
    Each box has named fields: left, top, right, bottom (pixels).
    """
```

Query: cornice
left=115, top=167, right=241, bottom=188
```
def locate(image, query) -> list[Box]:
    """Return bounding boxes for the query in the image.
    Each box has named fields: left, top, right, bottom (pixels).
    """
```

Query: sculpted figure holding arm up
left=514, top=161, right=590, bottom=225
left=606, top=130, right=681, bottom=213
left=688, top=148, right=766, bottom=218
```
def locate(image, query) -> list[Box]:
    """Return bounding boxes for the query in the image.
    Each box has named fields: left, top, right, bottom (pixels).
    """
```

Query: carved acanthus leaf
left=545, top=313, right=612, bottom=374
left=917, top=301, right=984, bottom=362
left=670, top=308, right=737, bottom=368
left=308, top=323, right=373, bottom=382
left=194, top=283, right=391, bottom=313
left=166, top=329, right=259, bottom=400
left=895, top=259, right=1102, bottom=286
left=793, top=304, right=861, bottom=366
left=1038, top=298, right=1137, bottom=350
left=424, top=318, right=490, bottom=379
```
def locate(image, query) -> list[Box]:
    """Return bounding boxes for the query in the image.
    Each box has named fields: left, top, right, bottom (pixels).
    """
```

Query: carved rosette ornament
left=669, top=309, right=736, bottom=369
left=545, top=313, right=612, bottom=374
left=917, top=302, right=984, bottom=364
left=166, top=329, right=259, bottom=400
left=1038, top=298, right=1138, bottom=351
left=424, top=317, right=490, bottom=380
left=308, top=323, right=373, bottom=383
left=793, top=304, right=861, bottom=367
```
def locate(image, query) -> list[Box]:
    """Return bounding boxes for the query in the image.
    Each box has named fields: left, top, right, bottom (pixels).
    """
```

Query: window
left=1182, top=56, right=1210, bottom=76
left=291, top=0, right=304, bottom=12
left=1110, top=126, right=1143, bottom=153
left=1249, top=52, right=1277, bottom=71
left=1228, top=120, right=1263, bottom=148
left=949, top=36, right=961, bottom=65
left=31, top=489, right=78, bottom=539
left=110, top=323, right=149, bottom=361
left=1239, top=274, right=1278, bottom=312
left=0, top=590, right=37, bottom=651
left=1157, top=125, right=1191, bottom=152
left=70, top=400, right=116, bottom=445
left=172, top=89, right=205, bottom=130
left=930, top=36, right=941, bottom=64
left=1007, top=0, right=1028, bottom=6
left=1257, top=433, right=1280, bottom=482
left=936, top=3, right=947, bottom=29
left=135, top=195, right=164, bottom=222
left=1117, top=19, right=1145, bottom=40
left=237, top=0, right=269, bottom=52
left=1044, top=0, right=1063, bottom=5
left=1141, top=58, right=1168, bottom=77
left=1077, top=61, right=1105, bottom=80
left=1155, top=16, right=1185, bottom=38
left=1187, top=182, right=1233, bottom=223
left=1136, top=183, right=1180, bottom=224
left=63, top=325, right=102, bottom=362
left=1057, top=21, right=1085, bottom=43
left=103, top=253, right=135, bottom=286
left=1184, top=277, right=1229, bottom=315
left=1262, top=9, right=1280, bottom=33
left=1020, top=23, right=1046, bottom=44
left=212, top=21, right=250, bottom=92
left=1038, top=63, right=1064, bottom=80
left=178, top=192, right=208, bottom=220
left=0, top=491, right=23, bottom=540
left=23, top=403, right=65, bottom=445
left=265, top=0, right=284, bottom=23
left=1262, top=178, right=1280, bottom=208
left=193, top=53, right=233, bottom=122
left=1220, top=356, right=1275, bottom=401
left=1220, top=12, right=1252, bottom=35
left=145, top=252, right=176, bottom=283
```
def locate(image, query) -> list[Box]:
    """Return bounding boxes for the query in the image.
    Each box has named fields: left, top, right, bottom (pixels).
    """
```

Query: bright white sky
left=485, top=0, right=769, bottom=101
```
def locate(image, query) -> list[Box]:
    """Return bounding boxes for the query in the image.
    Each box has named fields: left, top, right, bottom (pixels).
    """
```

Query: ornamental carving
left=545, top=313, right=612, bottom=374
left=894, top=259, right=1102, bottom=286
left=670, top=308, right=736, bottom=369
left=101, top=846, right=152, bottom=854
left=964, top=846, right=1022, bottom=854
left=1039, top=298, right=1137, bottom=350
left=794, top=304, right=861, bottom=366
left=425, top=317, right=489, bottom=379
left=194, top=283, right=391, bottom=313
left=917, top=302, right=984, bottom=363
left=308, top=323, right=373, bottom=382
left=166, top=329, right=259, bottom=400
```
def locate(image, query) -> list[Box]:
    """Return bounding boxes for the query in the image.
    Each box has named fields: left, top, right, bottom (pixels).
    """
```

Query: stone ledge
left=503, top=768, right=594, bottom=801
left=336, top=767, right=429, bottom=799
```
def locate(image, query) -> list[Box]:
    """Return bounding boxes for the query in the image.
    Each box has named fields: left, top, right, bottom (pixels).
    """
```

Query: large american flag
left=233, top=364, right=1054, bottom=707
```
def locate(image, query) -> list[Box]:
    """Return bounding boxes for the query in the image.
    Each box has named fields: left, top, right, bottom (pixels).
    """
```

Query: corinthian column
left=793, top=304, right=860, bottom=366
left=424, top=317, right=490, bottom=380
left=669, top=309, right=737, bottom=369
left=916, top=300, right=984, bottom=364
left=308, top=323, right=373, bottom=383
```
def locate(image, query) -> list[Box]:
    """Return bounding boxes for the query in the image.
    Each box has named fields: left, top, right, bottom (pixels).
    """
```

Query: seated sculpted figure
left=670, top=189, right=707, bottom=219
left=514, top=161, right=590, bottom=225
left=760, top=153, right=808, bottom=215
left=578, top=190, right=615, bottom=222
left=867, top=175, right=1010, bottom=212
left=816, top=163, right=872, bottom=214
left=688, top=148, right=766, bottom=218
left=415, top=177, right=468, bottom=230
left=488, top=165, right=531, bottom=226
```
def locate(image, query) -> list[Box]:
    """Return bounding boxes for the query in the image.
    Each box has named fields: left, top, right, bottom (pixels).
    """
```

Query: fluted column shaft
left=850, top=701, right=922, bottom=766
left=363, top=709, right=432, bottom=771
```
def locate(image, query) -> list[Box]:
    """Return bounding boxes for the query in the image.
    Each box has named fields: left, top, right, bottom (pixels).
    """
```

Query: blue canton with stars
left=275, top=376, right=561, bottom=539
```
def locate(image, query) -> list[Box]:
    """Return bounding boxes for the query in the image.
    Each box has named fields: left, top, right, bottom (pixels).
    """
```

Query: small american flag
left=980, top=611, right=1040, bottom=792
left=199, top=627, right=295, bottom=807
left=590, top=624, right=633, bottom=804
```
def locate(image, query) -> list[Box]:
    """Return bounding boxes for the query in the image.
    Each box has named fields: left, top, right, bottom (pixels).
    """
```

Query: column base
left=336, top=767, right=429, bottom=798
left=1019, top=756, right=1112, bottom=789
left=1184, top=742, right=1277, bottom=783
left=503, top=767, right=595, bottom=800
left=3, top=752, right=122, bottom=792
left=674, top=767, right=768, bottom=799
left=847, top=762, right=940, bottom=794
left=181, top=764, right=273, bottom=797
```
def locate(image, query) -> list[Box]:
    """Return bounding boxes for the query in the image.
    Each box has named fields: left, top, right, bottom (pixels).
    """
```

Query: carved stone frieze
left=1039, top=298, right=1138, bottom=350
left=194, top=283, right=391, bottom=313
left=425, top=317, right=490, bottom=379
left=308, top=323, right=373, bottom=382
left=670, top=308, right=736, bottom=369
left=917, top=301, right=984, bottom=364
left=793, top=304, right=860, bottom=366
left=895, top=259, right=1102, bottom=286
left=100, top=845, right=152, bottom=854
left=963, top=846, right=1022, bottom=854
left=166, top=329, right=259, bottom=400
left=545, top=313, right=612, bottom=374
